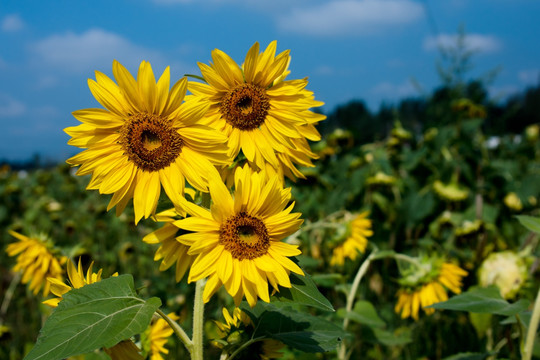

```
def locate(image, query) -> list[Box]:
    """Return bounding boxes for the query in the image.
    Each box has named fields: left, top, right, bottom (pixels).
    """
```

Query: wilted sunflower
left=43, top=258, right=117, bottom=307
left=395, top=259, right=468, bottom=321
left=6, top=230, right=66, bottom=296
left=188, top=41, right=325, bottom=178
left=141, top=313, right=179, bottom=360
left=213, top=308, right=284, bottom=360
left=175, top=165, right=304, bottom=307
left=330, top=212, right=373, bottom=266
left=65, top=60, right=230, bottom=223
left=142, top=208, right=196, bottom=283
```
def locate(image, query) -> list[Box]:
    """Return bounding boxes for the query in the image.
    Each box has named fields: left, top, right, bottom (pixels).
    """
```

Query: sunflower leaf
left=271, top=271, right=334, bottom=311
left=24, top=275, right=161, bottom=360
left=515, top=215, right=540, bottom=234
left=241, top=302, right=345, bottom=353
left=428, top=286, right=529, bottom=316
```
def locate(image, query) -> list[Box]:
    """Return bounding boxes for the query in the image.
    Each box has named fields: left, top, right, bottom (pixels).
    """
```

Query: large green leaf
left=241, top=302, right=345, bottom=353
left=429, top=286, right=529, bottom=316
left=442, top=352, right=492, bottom=360
left=516, top=215, right=540, bottom=234
left=337, top=300, right=385, bottom=329
left=24, top=275, right=161, bottom=360
left=271, top=272, right=334, bottom=311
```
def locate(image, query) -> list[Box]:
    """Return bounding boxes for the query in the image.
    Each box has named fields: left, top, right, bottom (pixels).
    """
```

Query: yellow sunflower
left=214, top=308, right=285, bottom=360
left=174, top=165, right=304, bottom=307
left=395, top=260, right=468, bottom=321
left=141, top=313, right=179, bottom=360
left=188, top=41, right=325, bottom=178
left=142, top=208, right=196, bottom=282
left=6, top=230, right=66, bottom=296
left=43, top=258, right=118, bottom=307
left=330, top=212, right=373, bottom=266
left=65, top=60, right=230, bottom=224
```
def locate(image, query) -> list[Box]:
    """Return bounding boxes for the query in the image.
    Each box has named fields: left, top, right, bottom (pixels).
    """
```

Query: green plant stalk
left=338, top=249, right=378, bottom=360
left=226, top=337, right=265, bottom=360
left=523, top=284, right=540, bottom=360
left=156, top=308, right=193, bottom=355
left=192, top=279, right=206, bottom=360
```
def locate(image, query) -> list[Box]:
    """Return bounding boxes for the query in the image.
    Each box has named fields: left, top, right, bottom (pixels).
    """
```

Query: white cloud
left=1, top=14, right=25, bottom=32
left=518, top=69, right=540, bottom=85
left=277, top=0, right=424, bottom=36
left=371, top=80, right=418, bottom=98
left=0, top=94, right=25, bottom=117
left=424, top=33, right=501, bottom=54
left=29, top=28, right=167, bottom=73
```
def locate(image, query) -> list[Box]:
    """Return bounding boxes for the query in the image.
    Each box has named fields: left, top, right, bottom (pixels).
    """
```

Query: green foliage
left=24, top=275, right=161, bottom=360
left=271, top=272, right=334, bottom=312
left=240, top=302, right=345, bottom=353
left=429, top=286, right=530, bottom=316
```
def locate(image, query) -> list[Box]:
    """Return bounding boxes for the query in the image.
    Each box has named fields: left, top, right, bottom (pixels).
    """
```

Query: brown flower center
left=120, top=113, right=183, bottom=172
left=220, top=84, right=270, bottom=131
left=219, top=212, right=270, bottom=260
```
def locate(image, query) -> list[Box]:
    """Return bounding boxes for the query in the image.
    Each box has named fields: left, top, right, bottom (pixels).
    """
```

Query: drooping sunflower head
left=65, top=60, right=230, bottom=224
left=43, top=258, right=118, bottom=307
left=189, top=41, right=325, bottom=178
left=330, top=211, right=373, bottom=266
left=140, top=313, right=179, bottom=360
left=175, top=165, right=304, bottom=307
left=142, top=208, right=196, bottom=283
left=212, top=307, right=284, bottom=360
left=394, top=256, right=468, bottom=320
left=6, top=230, right=66, bottom=296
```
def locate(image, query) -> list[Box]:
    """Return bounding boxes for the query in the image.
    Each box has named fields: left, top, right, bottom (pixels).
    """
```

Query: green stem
left=192, top=279, right=206, bottom=360
left=523, top=284, right=540, bottom=360
left=156, top=309, right=193, bottom=355
left=392, top=253, right=423, bottom=268
left=338, top=250, right=378, bottom=360
left=0, top=271, right=21, bottom=325
left=227, top=337, right=265, bottom=360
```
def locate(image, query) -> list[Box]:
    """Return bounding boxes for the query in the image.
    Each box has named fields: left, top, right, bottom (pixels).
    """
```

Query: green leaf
left=428, top=286, right=529, bottom=316
left=241, top=302, right=345, bottom=353
left=371, top=327, right=412, bottom=346
left=271, top=272, right=334, bottom=311
left=24, top=275, right=161, bottom=360
left=310, top=273, right=343, bottom=287
left=515, top=215, right=540, bottom=234
left=337, top=300, right=385, bottom=329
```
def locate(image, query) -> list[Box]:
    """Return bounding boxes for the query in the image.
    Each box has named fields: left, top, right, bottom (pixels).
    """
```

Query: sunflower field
left=1, top=41, right=540, bottom=360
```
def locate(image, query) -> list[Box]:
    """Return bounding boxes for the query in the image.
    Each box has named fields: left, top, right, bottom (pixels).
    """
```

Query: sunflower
left=174, top=165, right=304, bottom=307
left=213, top=308, right=284, bottom=360
left=65, top=60, right=230, bottom=224
left=188, top=41, right=325, bottom=178
left=6, top=230, right=66, bottom=296
left=43, top=258, right=117, bottom=307
left=141, top=313, right=179, bottom=360
left=142, top=208, right=196, bottom=282
left=395, top=259, right=468, bottom=320
left=330, top=212, right=373, bottom=266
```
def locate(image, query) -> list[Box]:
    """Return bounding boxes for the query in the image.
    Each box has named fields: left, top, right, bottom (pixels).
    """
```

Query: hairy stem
left=192, top=279, right=206, bottom=360
left=523, top=284, right=540, bottom=360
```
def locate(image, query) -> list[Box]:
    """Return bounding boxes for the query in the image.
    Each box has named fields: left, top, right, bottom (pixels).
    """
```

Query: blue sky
left=1, top=0, right=539, bottom=161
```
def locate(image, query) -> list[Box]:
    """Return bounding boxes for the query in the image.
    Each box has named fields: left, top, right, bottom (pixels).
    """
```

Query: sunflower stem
left=338, top=249, right=378, bottom=360
left=192, top=278, right=206, bottom=360
left=523, top=284, right=540, bottom=360
left=156, top=308, right=193, bottom=354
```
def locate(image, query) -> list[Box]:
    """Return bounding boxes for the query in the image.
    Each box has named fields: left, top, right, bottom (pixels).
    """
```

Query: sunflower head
left=6, top=230, right=66, bottom=296
left=140, top=313, right=179, bottom=360
left=65, top=60, right=229, bottom=224
left=395, top=255, right=468, bottom=320
left=142, top=208, right=196, bottom=283
left=189, top=41, right=325, bottom=179
left=174, top=165, right=304, bottom=307
left=43, top=258, right=118, bottom=307
left=330, top=212, right=373, bottom=266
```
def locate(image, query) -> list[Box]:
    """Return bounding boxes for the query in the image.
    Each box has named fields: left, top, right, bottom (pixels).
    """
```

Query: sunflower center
left=220, top=83, right=270, bottom=131
left=219, top=212, right=270, bottom=260
left=120, top=113, right=183, bottom=172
